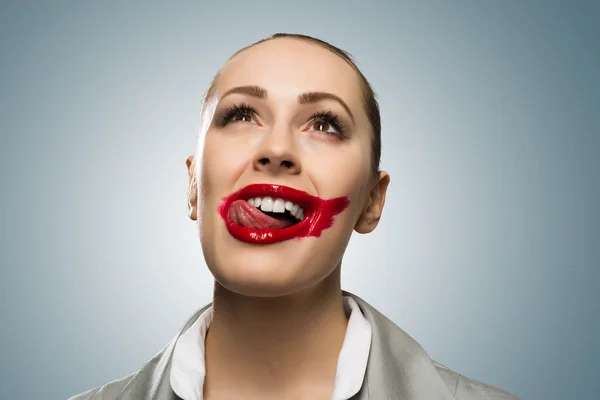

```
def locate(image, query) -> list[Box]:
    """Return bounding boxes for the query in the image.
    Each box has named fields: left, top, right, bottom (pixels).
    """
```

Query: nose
left=253, top=127, right=301, bottom=175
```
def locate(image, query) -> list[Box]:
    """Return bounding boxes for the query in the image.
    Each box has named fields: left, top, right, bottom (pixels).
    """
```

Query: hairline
left=203, top=37, right=366, bottom=102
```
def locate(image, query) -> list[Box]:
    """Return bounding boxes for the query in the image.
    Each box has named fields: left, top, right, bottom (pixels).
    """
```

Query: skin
left=186, top=37, right=390, bottom=400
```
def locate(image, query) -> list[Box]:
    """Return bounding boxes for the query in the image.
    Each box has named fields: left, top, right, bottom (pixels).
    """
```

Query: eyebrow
left=298, top=91, right=355, bottom=123
left=220, top=85, right=355, bottom=123
left=221, top=85, right=267, bottom=99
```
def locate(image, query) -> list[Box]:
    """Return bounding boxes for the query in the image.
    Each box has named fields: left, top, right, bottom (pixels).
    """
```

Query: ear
left=354, top=171, right=390, bottom=234
left=186, top=155, right=198, bottom=221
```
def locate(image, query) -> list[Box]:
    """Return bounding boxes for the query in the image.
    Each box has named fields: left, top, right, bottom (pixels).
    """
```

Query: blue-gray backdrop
left=1, top=1, right=598, bottom=399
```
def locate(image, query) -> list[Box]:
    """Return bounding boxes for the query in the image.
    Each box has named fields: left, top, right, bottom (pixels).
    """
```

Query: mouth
left=218, top=184, right=349, bottom=245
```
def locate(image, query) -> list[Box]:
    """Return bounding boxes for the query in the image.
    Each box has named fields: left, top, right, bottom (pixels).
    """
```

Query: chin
left=199, top=202, right=352, bottom=298
left=206, top=246, right=313, bottom=297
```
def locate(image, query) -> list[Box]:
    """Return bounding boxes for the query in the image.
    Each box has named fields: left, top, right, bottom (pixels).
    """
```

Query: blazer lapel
left=116, top=306, right=209, bottom=400
left=346, top=291, right=458, bottom=400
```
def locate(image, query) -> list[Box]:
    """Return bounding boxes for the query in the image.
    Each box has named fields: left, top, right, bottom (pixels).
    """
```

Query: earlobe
left=186, top=155, right=198, bottom=221
left=354, top=171, right=390, bottom=234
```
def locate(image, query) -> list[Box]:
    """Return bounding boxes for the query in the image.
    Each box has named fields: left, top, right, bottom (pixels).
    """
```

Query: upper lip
left=227, top=183, right=316, bottom=211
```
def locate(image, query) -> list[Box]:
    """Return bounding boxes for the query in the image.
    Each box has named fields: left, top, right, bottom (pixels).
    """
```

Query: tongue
left=229, top=200, right=296, bottom=230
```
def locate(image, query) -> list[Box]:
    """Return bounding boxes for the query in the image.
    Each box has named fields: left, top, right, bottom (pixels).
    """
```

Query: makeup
left=218, top=184, right=349, bottom=245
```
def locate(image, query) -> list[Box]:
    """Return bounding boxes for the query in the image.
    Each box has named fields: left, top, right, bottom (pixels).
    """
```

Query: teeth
left=246, top=196, right=305, bottom=221
left=260, top=197, right=273, bottom=212
left=291, top=204, right=299, bottom=215
left=272, top=198, right=285, bottom=213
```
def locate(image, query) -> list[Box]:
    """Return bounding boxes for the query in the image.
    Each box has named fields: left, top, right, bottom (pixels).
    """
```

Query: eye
left=308, top=120, right=337, bottom=134
left=232, top=113, right=255, bottom=123
left=218, top=103, right=258, bottom=127
left=305, top=111, right=348, bottom=139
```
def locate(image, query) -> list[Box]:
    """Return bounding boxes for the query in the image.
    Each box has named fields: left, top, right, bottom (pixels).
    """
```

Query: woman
left=70, top=34, right=519, bottom=400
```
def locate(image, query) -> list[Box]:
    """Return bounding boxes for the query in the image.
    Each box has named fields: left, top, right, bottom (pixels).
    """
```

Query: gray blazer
left=69, top=291, right=520, bottom=400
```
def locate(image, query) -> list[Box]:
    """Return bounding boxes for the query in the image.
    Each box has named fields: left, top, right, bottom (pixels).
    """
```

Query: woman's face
left=189, top=38, right=387, bottom=297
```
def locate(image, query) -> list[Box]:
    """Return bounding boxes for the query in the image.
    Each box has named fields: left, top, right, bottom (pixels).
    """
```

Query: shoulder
left=345, top=291, right=521, bottom=400
left=433, top=361, right=521, bottom=400
left=68, top=372, right=136, bottom=400
left=68, top=304, right=211, bottom=400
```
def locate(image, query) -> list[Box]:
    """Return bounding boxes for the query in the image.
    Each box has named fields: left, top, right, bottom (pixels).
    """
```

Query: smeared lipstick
left=218, top=184, right=349, bottom=245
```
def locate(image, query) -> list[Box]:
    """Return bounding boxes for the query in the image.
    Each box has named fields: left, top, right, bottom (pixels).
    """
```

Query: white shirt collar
left=170, top=296, right=372, bottom=400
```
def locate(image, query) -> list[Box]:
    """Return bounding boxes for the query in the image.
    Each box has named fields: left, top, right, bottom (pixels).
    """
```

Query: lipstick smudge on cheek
left=303, top=196, right=350, bottom=237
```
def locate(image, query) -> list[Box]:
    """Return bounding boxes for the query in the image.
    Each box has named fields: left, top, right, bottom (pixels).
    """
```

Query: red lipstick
left=218, top=184, right=349, bottom=245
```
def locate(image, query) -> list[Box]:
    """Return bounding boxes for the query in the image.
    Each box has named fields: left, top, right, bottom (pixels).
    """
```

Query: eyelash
left=308, top=110, right=347, bottom=138
left=217, top=103, right=348, bottom=139
left=217, top=103, right=257, bottom=127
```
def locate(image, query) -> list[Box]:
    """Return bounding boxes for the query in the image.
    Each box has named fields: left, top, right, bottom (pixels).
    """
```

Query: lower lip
left=218, top=185, right=349, bottom=245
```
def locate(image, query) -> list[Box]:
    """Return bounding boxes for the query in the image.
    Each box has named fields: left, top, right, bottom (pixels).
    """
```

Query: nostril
left=281, top=160, right=293, bottom=169
left=259, top=157, right=270, bottom=166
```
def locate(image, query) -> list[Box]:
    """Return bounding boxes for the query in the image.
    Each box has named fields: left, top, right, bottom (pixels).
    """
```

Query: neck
left=204, top=266, right=348, bottom=399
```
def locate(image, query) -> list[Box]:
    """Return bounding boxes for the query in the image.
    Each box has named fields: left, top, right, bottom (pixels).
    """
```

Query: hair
left=200, top=33, right=382, bottom=176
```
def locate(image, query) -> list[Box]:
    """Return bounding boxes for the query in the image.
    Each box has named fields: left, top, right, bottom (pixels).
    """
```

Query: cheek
left=313, top=143, right=371, bottom=199
left=200, top=132, right=249, bottom=194
left=198, top=136, right=230, bottom=223
left=331, top=152, right=371, bottom=222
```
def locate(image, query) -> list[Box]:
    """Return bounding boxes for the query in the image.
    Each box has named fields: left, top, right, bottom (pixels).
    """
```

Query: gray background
left=1, top=1, right=598, bottom=399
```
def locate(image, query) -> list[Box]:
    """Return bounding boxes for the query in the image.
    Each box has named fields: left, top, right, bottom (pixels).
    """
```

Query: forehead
left=216, top=39, right=364, bottom=108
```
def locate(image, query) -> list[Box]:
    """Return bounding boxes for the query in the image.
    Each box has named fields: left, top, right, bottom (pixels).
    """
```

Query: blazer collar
left=117, top=291, right=457, bottom=400
left=344, top=291, right=457, bottom=400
